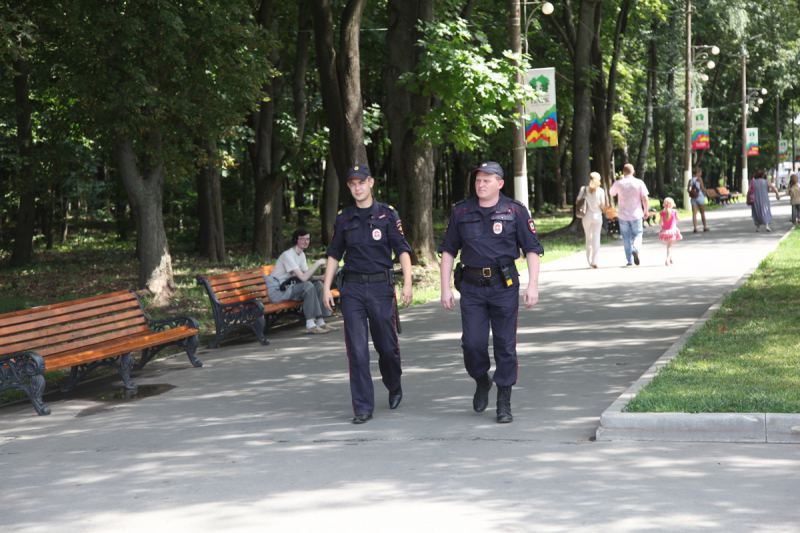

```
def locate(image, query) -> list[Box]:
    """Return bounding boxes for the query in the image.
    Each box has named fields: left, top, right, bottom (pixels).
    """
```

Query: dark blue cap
left=345, top=164, right=371, bottom=181
left=473, top=161, right=504, bottom=179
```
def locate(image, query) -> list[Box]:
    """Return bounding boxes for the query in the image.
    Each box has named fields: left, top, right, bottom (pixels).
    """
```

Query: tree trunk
left=571, top=0, right=600, bottom=223
left=635, top=34, right=657, bottom=179
left=197, top=141, right=226, bottom=263
left=311, top=0, right=350, bottom=181
left=386, top=0, right=436, bottom=264
left=250, top=0, right=285, bottom=259
left=664, top=68, right=676, bottom=186
left=653, top=105, right=665, bottom=199
left=10, top=60, right=36, bottom=267
left=339, top=0, right=368, bottom=166
left=321, top=154, right=339, bottom=244
left=115, top=137, right=175, bottom=305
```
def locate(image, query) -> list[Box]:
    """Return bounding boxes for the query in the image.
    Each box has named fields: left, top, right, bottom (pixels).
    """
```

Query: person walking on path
left=688, top=167, right=709, bottom=233
left=788, top=174, right=800, bottom=225
left=266, top=227, right=333, bottom=334
left=749, top=169, right=780, bottom=232
left=577, top=171, right=607, bottom=269
left=439, top=161, right=543, bottom=424
left=658, top=197, right=682, bottom=266
left=322, top=164, right=413, bottom=424
left=609, top=163, right=649, bottom=266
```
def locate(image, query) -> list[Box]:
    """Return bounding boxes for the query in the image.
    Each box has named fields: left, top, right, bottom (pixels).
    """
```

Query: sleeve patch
left=396, top=218, right=404, bottom=236
left=528, top=218, right=536, bottom=234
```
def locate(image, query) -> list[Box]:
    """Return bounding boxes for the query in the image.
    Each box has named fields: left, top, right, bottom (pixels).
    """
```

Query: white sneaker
left=765, top=225, right=772, bottom=232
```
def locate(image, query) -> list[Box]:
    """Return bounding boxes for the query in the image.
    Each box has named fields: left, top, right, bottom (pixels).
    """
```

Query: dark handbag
left=576, top=187, right=588, bottom=218
left=746, top=179, right=755, bottom=205
left=688, top=180, right=699, bottom=199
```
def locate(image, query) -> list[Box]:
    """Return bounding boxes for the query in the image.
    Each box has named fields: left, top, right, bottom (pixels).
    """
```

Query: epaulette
left=508, top=197, right=526, bottom=208
left=453, top=199, right=467, bottom=207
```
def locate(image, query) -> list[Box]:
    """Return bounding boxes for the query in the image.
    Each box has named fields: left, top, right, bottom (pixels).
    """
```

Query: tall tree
left=52, top=1, right=267, bottom=302
left=386, top=0, right=436, bottom=264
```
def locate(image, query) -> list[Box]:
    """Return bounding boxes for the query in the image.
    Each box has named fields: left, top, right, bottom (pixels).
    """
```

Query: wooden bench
left=197, top=265, right=339, bottom=348
left=705, top=188, right=721, bottom=204
left=0, top=290, right=201, bottom=416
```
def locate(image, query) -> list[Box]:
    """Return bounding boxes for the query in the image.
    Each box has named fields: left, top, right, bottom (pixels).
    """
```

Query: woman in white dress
left=577, top=171, right=608, bottom=268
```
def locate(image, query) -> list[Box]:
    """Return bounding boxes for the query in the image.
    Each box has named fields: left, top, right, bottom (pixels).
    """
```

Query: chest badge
left=372, top=228, right=382, bottom=240
left=492, top=222, right=503, bottom=235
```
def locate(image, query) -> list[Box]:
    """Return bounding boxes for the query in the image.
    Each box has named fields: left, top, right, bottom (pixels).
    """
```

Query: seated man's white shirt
left=272, top=248, right=309, bottom=282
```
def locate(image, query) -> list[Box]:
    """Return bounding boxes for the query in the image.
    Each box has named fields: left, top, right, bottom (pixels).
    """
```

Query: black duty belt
left=462, top=265, right=504, bottom=287
left=343, top=271, right=390, bottom=284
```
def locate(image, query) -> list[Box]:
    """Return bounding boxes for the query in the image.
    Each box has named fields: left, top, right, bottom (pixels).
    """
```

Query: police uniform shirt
left=438, top=193, right=544, bottom=267
left=326, top=202, right=412, bottom=273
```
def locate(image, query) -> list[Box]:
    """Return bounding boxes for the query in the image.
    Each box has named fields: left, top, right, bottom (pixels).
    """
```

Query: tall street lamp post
left=683, top=0, right=718, bottom=208
left=741, top=47, right=767, bottom=196
left=511, top=0, right=553, bottom=210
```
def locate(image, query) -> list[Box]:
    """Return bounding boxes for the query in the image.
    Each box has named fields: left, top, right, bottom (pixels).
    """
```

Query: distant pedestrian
left=688, top=167, right=709, bottom=233
left=658, top=197, right=682, bottom=266
left=577, top=171, right=607, bottom=268
left=788, top=174, right=800, bottom=225
left=609, top=163, right=649, bottom=266
left=749, top=170, right=780, bottom=232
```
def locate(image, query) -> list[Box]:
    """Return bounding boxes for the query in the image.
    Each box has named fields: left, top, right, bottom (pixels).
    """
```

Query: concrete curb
left=596, top=228, right=800, bottom=443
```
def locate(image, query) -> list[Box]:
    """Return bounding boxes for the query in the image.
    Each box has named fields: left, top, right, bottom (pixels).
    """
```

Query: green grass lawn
left=626, top=228, right=800, bottom=413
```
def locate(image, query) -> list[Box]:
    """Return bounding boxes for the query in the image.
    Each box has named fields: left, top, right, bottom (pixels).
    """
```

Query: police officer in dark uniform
left=322, top=164, right=413, bottom=424
left=439, top=161, right=543, bottom=423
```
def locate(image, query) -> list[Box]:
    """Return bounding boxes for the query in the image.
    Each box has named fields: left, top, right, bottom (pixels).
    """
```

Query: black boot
left=473, top=373, right=492, bottom=413
left=496, top=385, right=513, bottom=423
left=389, top=385, right=403, bottom=409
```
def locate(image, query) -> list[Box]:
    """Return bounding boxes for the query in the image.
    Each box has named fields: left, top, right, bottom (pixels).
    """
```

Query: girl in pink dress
left=658, top=197, right=682, bottom=265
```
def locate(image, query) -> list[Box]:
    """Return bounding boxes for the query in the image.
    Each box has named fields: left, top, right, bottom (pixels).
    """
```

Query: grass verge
left=626, top=228, right=800, bottom=413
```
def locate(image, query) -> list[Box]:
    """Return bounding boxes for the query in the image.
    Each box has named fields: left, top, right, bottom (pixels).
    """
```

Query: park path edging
left=596, top=228, right=800, bottom=444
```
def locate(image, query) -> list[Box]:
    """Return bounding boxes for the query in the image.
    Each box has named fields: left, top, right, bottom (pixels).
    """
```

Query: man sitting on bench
left=266, top=227, right=334, bottom=334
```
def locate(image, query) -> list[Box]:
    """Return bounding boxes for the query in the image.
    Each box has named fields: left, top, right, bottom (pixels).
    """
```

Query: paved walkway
left=1, top=199, right=798, bottom=532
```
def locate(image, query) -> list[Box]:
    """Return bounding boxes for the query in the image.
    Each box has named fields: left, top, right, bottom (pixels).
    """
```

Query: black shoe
left=632, top=251, right=640, bottom=266
left=473, top=373, right=493, bottom=413
left=389, top=386, right=403, bottom=409
left=496, top=385, right=513, bottom=423
left=352, top=413, right=373, bottom=424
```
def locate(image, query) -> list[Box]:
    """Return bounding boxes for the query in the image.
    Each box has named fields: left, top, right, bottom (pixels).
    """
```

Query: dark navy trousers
left=341, top=280, right=401, bottom=415
left=459, top=281, right=520, bottom=386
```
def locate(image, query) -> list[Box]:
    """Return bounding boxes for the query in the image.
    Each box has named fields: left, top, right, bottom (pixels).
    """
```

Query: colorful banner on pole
left=779, top=139, right=788, bottom=161
left=524, top=68, right=558, bottom=148
left=691, top=108, right=710, bottom=150
left=746, top=128, right=759, bottom=156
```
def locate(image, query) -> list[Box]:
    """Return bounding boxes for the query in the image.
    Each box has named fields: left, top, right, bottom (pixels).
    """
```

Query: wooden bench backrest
left=0, top=290, right=149, bottom=358
left=706, top=189, right=719, bottom=197
left=202, top=265, right=275, bottom=306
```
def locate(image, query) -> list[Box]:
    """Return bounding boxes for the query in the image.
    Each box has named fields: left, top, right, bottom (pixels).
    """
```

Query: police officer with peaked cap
left=438, top=161, right=543, bottom=423
left=322, top=164, right=413, bottom=424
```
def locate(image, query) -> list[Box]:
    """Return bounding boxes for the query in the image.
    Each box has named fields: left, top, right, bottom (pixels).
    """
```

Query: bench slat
left=0, top=300, right=143, bottom=338
left=44, top=325, right=197, bottom=371
left=21, top=324, right=153, bottom=358
left=0, top=308, right=146, bottom=347
left=1, top=317, right=150, bottom=356
left=0, top=291, right=137, bottom=329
